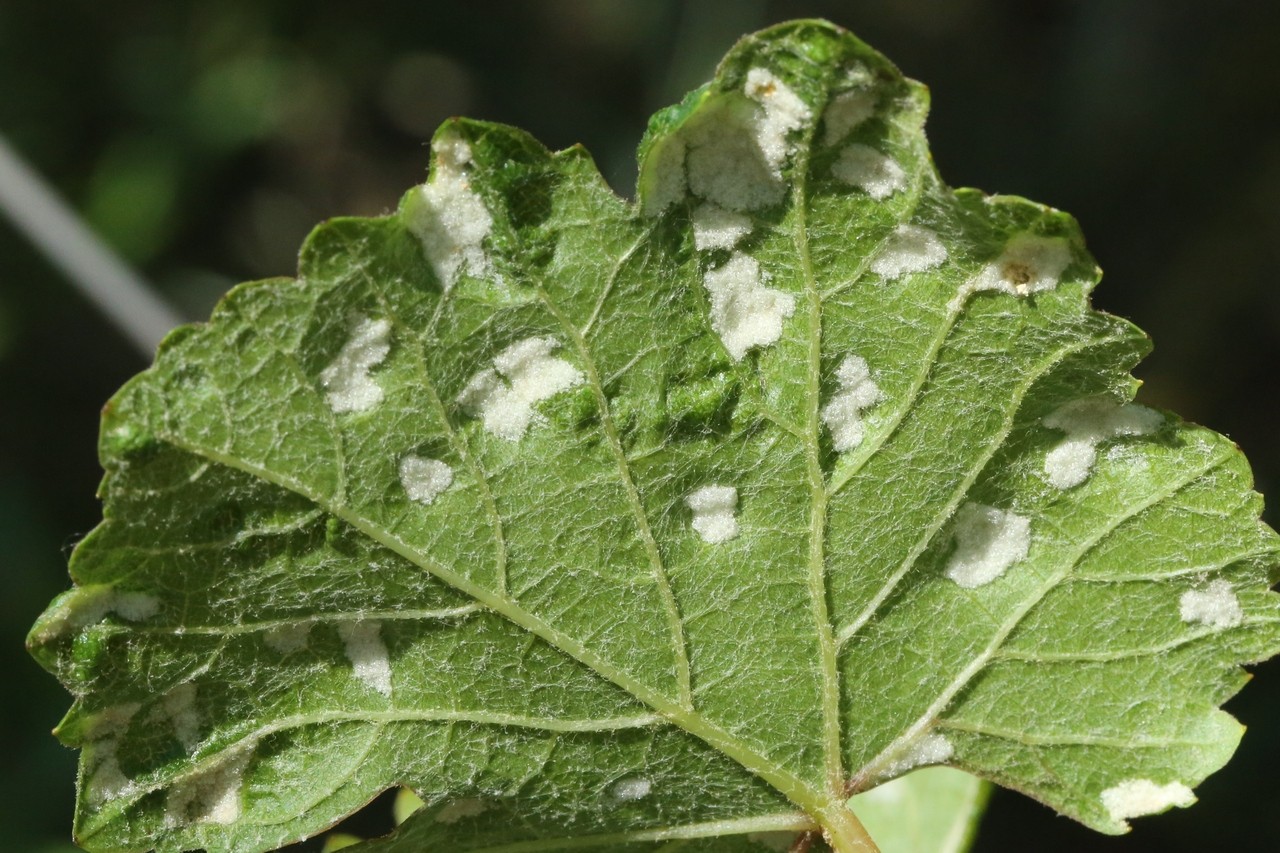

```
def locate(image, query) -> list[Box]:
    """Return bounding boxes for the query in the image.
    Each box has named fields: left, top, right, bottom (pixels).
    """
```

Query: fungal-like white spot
left=338, top=621, right=392, bottom=697
left=692, top=202, right=753, bottom=251
left=85, top=704, right=141, bottom=804
left=612, top=777, right=652, bottom=802
left=679, top=70, right=810, bottom=213
left=1179, top=579, right=1244, bottom=629
left=320, top=316, right=392, bottom=414
left=457, top=337, right=584, bottom=441
left=36, top=587, right=162, bottom=644
left=747, top=831, right=800, bottom=851
left=945, top=502, right=1031, bottom=588
left=399, top=455, right=453, bottom=505
left=162, top=683, right=200, bottom=752
left=870, top=225, right=948, bottom=280
left=821, top=354, right=884, bottom=452
left=436, top=797, right=488, bottom=824
left=823, top=88, right=878, bottom=146
left=686, top=485, right=739, bottom=544
left=408, top=134, right=494, bottom=289
left=831, top=143, right=907, bottom=200
left=1043, top=398, right=1162, bottom=489
left=702, top=252, right=796, bottom=360
left=263, top=622, right=311, bottom=654
left=684, top=98, right=787, bottom=212
left=883, top=733, right=955, bottom=778
left=165, top=748, right=253, bottom=827
left=743, top=68, right=812, bottom=176
left=1100, top=779, right=1195, bottom=825
left=956, top=233, right=1072, bottom=308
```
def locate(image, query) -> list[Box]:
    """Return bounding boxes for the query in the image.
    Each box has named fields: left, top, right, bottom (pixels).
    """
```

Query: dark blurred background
left=2, top=2, right=1278, bottom=851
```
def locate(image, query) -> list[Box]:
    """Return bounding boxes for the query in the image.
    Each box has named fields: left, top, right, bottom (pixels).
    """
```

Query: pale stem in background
left=0, top=133, right=184, bottom=358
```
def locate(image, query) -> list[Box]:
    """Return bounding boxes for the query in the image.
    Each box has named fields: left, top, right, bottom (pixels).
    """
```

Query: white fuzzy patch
left=612, top=777, right=652, bottom=802
left=85, top=704, right=141, bottom=804
left=870, top=225, right=948, bottom=280
left=436, top=797, right=488, bottom=824
left=409, top=134, right=494, bottom=289
left=682, top=70, right=812, bottom=214
left=1180, top=579, right=1244, bottom=629
left=165, top=748, right=252, bottom=827
left=687, top=485, right=739, bottom=544
left=1100, top=779, right=1195, bottom=825
left=1043, top=398, right=1162, bottom=489
left=399, top=455, right=454, bottom=505
left=692, top=202, right=753, bottom=251
left=320, top=316, right=392, bottom=414
left=162, top=683, right=200, bottom=752
left=945, top=502, right=1031, bottom=588
left=36, top=588, right=161, bottom=644
left=831, top=144, right=907, bottom=200
left=702, top=252, right=796, bottom=360
left=683, top=100, right=783, bottom=211
left=823, top=88, right=877, bottom=146
left=821, top=354, right=884, bottom=452
left=457, top=337, right=584, bottom=441
left=746, top=831, right=800, bottom=851
left=956, top=233, right=1072, bottom=308
left=883, top=733, right=955, bottom=778
left=743, top=68, right=812, bottom=176
left=263, top=622, right=311, bottom=654
left=338, top=621, right=393, bottom=697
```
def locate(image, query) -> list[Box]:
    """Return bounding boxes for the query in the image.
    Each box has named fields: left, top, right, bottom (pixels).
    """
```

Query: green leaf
left=849, top=768, right=988, bottom=853
left=28, top=18, right=1280, bottom=853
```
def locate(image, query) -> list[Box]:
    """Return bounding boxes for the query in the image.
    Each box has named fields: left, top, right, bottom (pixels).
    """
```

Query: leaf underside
left=29, top=19, right=1280, bottom=853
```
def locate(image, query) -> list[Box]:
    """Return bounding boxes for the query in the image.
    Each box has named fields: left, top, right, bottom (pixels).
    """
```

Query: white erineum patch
left=956, top=233, right=1072, bottom=308
left=263, top=622, right=311, bottom=654
left=831, top=143, right=907, bottom=199
left=320, top=316, right=392, bottom=414
left=822, top=87, right=877, bottom=146
left=612, top=777, right=653, bottom=802
left=684, top=99, right=785, bottom=211
left=680, top=70, right=811, bottom=214
left=162, top=682, right=200, bottom=752
left=399, top=455, right=454, bottom=505
left=85, top=704, right=141, bottom=804
left=165, top=748, right=253, bottom=827
left=1179, top=579, right=1244, bottom=629
left=945, top=502, right=1031, bottom=588
left=338, top=621, right=393, bottom=697
left=692, top=202, right=753, bottom=251
left=821, top=354, right=884, bottom=452
left=1043, top=398, right=1162, bottom=489
left=1100, top=779, right=1195, bottom=825
left=35, top=587, right=161, bottom=644
left=436, top=797, right=488, bottom=824
left=702, top=252, right=796, bottom=360
left=882, top=733, right=955, bottom=778
left=870, top=225, right=948, bottom=280
left=743, top=67, right=812, bottom=175
left=408, top=134, right=494, bottom=289
left=457, top=336, right=584, bottom=441
left=687, top=485, right=739, bottom=544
